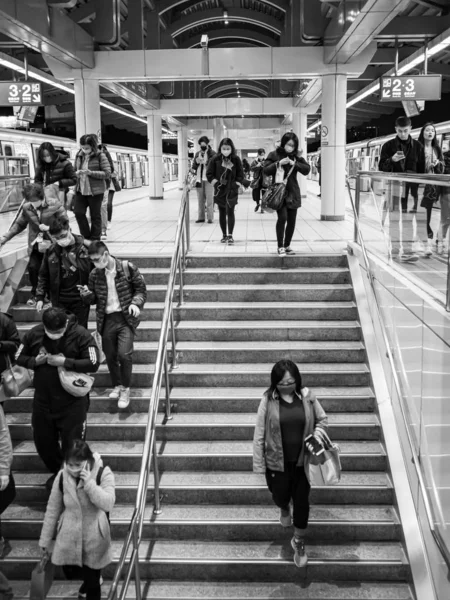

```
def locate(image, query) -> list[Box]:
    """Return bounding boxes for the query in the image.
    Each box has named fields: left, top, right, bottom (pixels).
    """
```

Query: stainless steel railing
left=346, top=174, right=450, bottom=571
left=107, top=176, right=191, bottom=600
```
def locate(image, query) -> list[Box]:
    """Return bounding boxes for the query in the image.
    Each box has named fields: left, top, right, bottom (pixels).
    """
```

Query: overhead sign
left=0, top=81, right=43, bottom=106
left=380, top=75, right=441, bottom=102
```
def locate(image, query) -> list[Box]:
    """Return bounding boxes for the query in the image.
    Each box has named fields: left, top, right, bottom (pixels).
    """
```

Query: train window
left=3, top=144, right=13, bottom=157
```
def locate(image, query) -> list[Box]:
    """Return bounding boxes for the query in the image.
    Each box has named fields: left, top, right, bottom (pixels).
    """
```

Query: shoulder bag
left=262, top=163, right=296, bottom=212
left=57, top=366, right=94, bottom=397
left=1, top=355, right=33, bottom=398
left=305, top=430, right=341, bottom=486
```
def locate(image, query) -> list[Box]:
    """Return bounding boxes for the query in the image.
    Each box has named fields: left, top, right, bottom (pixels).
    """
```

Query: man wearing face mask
left=0, top=184, right=66, bottom=307
left=15, top=307, right=100, bottom=490
left=191, top=136, right=216, bottom=224
left=80, top=242, right=147, bottom=410
left=36, top=216, right=92, bottom=328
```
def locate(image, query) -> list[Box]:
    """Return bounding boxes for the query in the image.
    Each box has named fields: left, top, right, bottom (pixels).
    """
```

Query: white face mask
left=56, top=233, right=73, bottom=248
left=92, top=253, right=109, bottom=269
left=44, top=156, right=53, bottom=164
left=45, top=328, right=66, bottom=340
left=221, top=149, right=231, bottom=157
left=284, top=145, right=295, bottom=154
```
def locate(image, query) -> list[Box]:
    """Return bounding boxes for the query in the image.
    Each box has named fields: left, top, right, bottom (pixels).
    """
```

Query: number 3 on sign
left=8, top=84, right=18, bottom=97
left=405, top=79, right=414, bottom=92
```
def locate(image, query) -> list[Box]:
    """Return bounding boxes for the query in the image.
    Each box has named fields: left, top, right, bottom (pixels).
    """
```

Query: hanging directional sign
left=380, top=75, right=442, bottom=102
left=0, top=81, right=43, bottom=106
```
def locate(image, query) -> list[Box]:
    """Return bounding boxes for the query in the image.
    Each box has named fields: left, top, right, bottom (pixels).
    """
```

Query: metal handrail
left=107, top=176, right=191, bottom=600
left=347, top=174, right=450, bottom=571
left=356, top=170, right=450, bottom=186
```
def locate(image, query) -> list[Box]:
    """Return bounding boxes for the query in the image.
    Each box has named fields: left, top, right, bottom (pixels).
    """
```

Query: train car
left=0, top=129, right=178, bottom=213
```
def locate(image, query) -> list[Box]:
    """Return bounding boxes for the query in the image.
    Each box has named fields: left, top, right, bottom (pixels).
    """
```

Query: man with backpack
left=79, top=241, right=147, bottom=409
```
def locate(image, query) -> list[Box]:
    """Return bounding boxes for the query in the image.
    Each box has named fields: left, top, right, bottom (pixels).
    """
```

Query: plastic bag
left=29, top=552, right=55, bottom=600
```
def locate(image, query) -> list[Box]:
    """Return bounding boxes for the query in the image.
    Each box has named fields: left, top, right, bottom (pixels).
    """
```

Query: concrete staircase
left=4, top=254, right=414, bottom=599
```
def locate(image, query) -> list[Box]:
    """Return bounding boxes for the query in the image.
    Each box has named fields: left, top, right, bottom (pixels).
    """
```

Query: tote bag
left=262, top=164, right=296, bottom=212
left=305, top=430, right=341, bottom=486
left=29, top=552, right=55, bottom=600
left=1, top=356, right=33, bottom=398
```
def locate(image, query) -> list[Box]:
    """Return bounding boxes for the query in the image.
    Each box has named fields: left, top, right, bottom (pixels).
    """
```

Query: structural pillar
left=147, top=114, right=164, bottom=199
left=320, top=74, right=347, bottom=221
left=292, top=111, right=308, bottom=200
left=74, top=79, right=101, bottom=142
left=213, top=118, right=223, bottom=153
left=178, top=127, right=188, bottom=190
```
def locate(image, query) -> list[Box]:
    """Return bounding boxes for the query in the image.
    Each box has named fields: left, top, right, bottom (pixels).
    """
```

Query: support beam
left=183, top=29, right=276, bottom=49
left=156, top=0, right=288, bottom=13
left=369, top=47, right=414, bottom=64
left=378, top=16, right=450, bottom=39
left=74, top=79, right=101, bottom=141
left=127, top=0, right=145, bottom=50
left=177, top=128, right=188, bottom=190
left=325, top=0, right=408, bottom=64
left=66, top=46, right=376, bottom=82
left=148, top=115, right=164, bottom=199
left=0, top=0, right=94, bottom=68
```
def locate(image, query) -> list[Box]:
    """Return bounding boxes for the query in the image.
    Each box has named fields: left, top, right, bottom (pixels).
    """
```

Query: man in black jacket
left=191, top=136, right=216, bottom=223
left=379, top=116, right=425, bottom=262
left=15, top=307, right=100, bottom=489
left=36, top=215, right=92, bottom=327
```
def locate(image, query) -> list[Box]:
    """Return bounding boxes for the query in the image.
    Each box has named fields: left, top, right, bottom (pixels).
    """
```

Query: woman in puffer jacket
left=40, top=439, right=115, bottom=600
left=74, top=134, right=111, bottom=241
left=253, top=359, right=328, bottom=569
left=35, top=142, right=77, bottom=203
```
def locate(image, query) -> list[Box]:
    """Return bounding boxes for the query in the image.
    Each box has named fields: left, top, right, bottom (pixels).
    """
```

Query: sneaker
left=195, top=219, right=205, bottom=223
left=291, top=537, right=308, bottom=568
left=278, top=247, right=286, bottom=256
left=79, top=577, right=103, bottom=598
left=399, top=253, right=419, bottom=263
left=285, top=247, right=295, bottom=256
left=118, top=387, right=130, bottom=409
left=109, top=386, right=122, bottom=400
left=227, top=236, right=234, bottom=245
left=254, top=205, right=259, bottom=212
left=101, top=232, right=107, bottom=240
left=436, top=240, right=443, bottom=255
left=0, top=537, right=12, bottom=560
left=260, top=210, right=265, bottom=214
left=45, top=473, right=57, bottom=492
left=207, top=220, right=213, bottom=224
left=279, top=508, right=292, bottom=528
left=43, top=301, right=52, bottom=310
left=27, top=296, right=36, bottom=307
left=424, top=240, right=433, bottom=257
left=221, top=236, right=228, bottom=243
left=107, top=222, right=112, bottom=230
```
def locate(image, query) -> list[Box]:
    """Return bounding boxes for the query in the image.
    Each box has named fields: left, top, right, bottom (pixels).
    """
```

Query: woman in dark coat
left=206, top=138, right=244, bottom=245
left=35, top=142, right=77, bottom=202
left=264, top=132, right=310, bottom=256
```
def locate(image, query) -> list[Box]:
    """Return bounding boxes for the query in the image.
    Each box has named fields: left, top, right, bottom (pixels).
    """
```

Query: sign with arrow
left=0, top=81, right=43, bottom=106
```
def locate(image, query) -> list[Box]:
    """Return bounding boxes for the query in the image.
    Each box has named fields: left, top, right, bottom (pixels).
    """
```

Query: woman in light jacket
left=263, top=132, right=310, bottom=256
left=74, top=134, right=111, bottom=241
left=40, top=440, right=115, bottom=600
left=253, top=359, right=328, bottom=569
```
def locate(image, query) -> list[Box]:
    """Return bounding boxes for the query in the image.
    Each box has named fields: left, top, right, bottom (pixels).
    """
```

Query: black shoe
left=317, top=193, right=321, bottom=197
left=195, top=219, right=205, bottom=223
left=227, top=236, right=234, bottom=245
left=221, top=236, right=228, bottom=243
left=0, top=537, right=12, bottom=560
left=45, top=473, right=57, bottom=491
left=254, top=205, right=259, bottom=212
left=79, top=576, right=103, bottom=598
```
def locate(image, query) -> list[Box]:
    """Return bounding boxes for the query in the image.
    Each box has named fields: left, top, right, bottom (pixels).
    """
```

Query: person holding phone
left=39, top=439, right=115, bottom=600
left=253, top=359, right=328, bottom=568
left=379, top=116, right=425, bottom=262
left=192, top=136, right=216, bottom=224
left=250, top=148, right=266, bottom=213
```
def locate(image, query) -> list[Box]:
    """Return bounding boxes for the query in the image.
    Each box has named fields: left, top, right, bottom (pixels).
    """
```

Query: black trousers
left=401, top=183, right=419, bottom=211
left=218, top=204, right=236, bottom=236
left=28, top=245, right=44, bottom=296
left=82, top=566, right=101, bottom=600
left=266, top=463, right=311, bottom=530
left=252, top=187, right=262, bottom=205
left=32, top=400, right=87, bottom=474
left=74, top=193, right=103, bottom=240
left=58, top=299, right=90, bottom=329
left=276, top=206, right=298, bottom=248
left=107, top=190, right=115, bottom=222
left=102, top=312, right=135, bottom=388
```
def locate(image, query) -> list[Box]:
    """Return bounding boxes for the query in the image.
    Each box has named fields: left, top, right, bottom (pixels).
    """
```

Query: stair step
left=12, top=301, right=358, bottom=322
left=7, top=412, right=380, bottom=442
left=4, top=504, right=400, bottom=541
left=6, top=386, right=376, bottom=413
left=9, top=580, right=414, bottom=600
left=1, top=540, right=409, bottom=582
left=16, top=320, right=363, bottom=342
left=13, top=440, right=386, bottom=472
left=14, top=470, right=393, bottom=505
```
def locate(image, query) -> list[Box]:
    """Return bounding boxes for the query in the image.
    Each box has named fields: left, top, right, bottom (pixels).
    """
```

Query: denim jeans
left=196, top=181, right=214, bottom=222
left=102, top=312, right=135, bottom=388
left=101, top=190, right=115, bottom=233
left=74, top=193, right=103, bottom=240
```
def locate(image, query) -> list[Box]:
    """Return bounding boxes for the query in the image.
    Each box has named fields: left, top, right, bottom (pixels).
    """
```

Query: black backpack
left=59, top=466, right=110, bottom=523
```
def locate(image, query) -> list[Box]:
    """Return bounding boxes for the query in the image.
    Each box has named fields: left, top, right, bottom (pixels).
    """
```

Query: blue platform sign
left=0, top=81, right=43, bottom=106
left=380, top=75, right=441, bottom=102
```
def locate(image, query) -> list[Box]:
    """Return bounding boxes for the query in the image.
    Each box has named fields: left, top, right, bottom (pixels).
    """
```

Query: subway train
left=0, top=129, right=179, bottom=213
left=307, top=119, right=450, bottom=180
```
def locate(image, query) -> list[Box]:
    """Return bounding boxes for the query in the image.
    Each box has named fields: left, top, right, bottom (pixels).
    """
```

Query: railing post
left=185, top=187, right=191, bottom=252
left=354, top=175, right=361, bottom=244
left=178, top=251, right=184, bottom=306
left=164, top=351, right=173, bottom=420
left=133, top=524, right=142, bottom=600
left=152, top=437, right=162, bottom=515
left=170, top=309, right=178, bottom=369
left=446, top=246, right=450, bottom=312
left=181, top=225, right=187, bottom=271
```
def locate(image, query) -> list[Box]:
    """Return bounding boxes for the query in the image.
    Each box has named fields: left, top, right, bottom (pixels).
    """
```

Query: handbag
left=1, top=356, right=33, bottom=398
left=112, top=177, right=121, bottom=193
left=305, top=430, right=341, bottom=486
left=262, top=164, right=296, bottom=212
left=91, top=331, right=106, bottom=364
left=29, top=552, right=55, bottom=600
left=57, top=366, right=94, bottom=398
left=0, top=473, right=16, bottom=515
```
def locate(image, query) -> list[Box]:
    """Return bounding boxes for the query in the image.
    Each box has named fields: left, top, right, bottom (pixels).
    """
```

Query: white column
left=213, top=118, right=224, bottom=152
left=178, top=127, right=188, bottom=190
left=147, top=114, right=163, bottom=199
left=292, top=111, right=308, bottom=200
left=74, top=79, right=101, bottom=142
left=321, top=74, right=347, bottom=221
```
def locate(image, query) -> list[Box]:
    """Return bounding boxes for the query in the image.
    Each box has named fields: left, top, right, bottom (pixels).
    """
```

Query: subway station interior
left=0, top=1, right=450, bottom=599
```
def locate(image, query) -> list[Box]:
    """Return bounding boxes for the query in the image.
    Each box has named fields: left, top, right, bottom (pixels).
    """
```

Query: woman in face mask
left=39, top=439, right=115, bottom=600
left=263, top=132, right=311, bottom=256
left=253, top=359, right=328, bottom=569
left=192, top=136, right=216, bottom=224
left=74, top=134, right=111, bottom=241
left=35, top=142, right=77, bottom=205
left=206, top=138, right=244, bottom=244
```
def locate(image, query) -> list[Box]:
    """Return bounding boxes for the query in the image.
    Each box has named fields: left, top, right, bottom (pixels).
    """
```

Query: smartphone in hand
left=305, top=434, right=325, bottom=456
